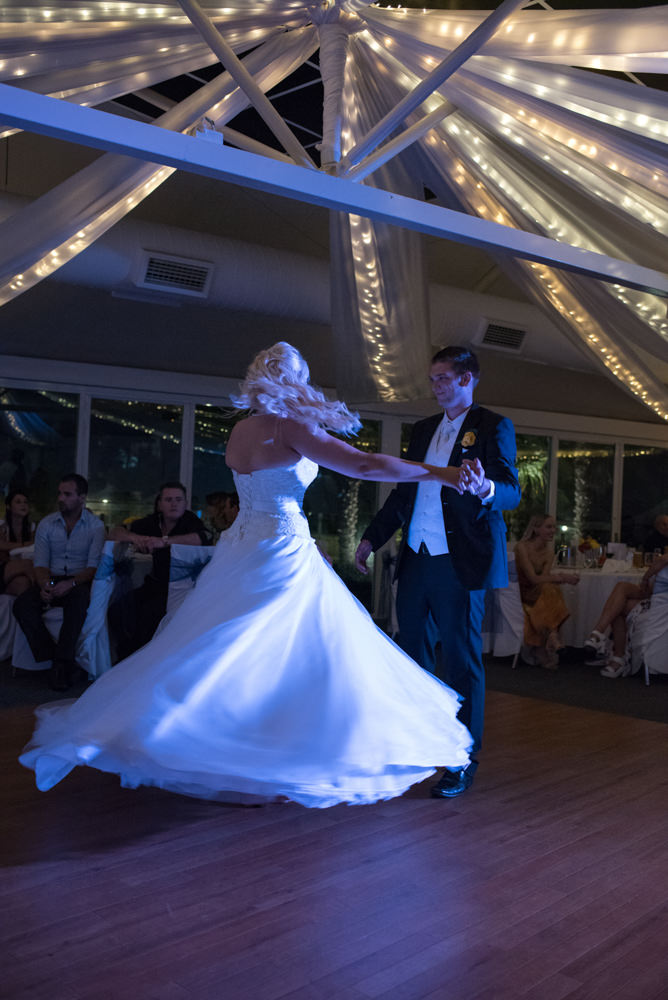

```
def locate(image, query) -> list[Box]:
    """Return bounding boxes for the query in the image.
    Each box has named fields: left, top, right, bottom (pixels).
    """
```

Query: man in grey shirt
left=13, top=473, right=105, bottom=690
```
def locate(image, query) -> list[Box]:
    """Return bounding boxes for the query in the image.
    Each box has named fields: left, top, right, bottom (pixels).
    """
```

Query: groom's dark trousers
left=396, top=546, right=486, bottom=752
left=362, top=404, right=520, bottom=755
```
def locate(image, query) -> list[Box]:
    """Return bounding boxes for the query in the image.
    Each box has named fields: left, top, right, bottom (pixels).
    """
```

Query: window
left=400, top=421, right=413, bottom=458
left=303, top=420, right=381, bottom=609
left=0, top=387, right=78, bottom=522
left=557, top=440, right=614, bottom=547
left=507, top=434, right=551, bottom=541
left=193, top=404, right=239, bottom=514
left=87, top=399, right=182, bottom=530
left=5, top=368, right=666, bottom=599
left=621, top=444, right=668, bottom=548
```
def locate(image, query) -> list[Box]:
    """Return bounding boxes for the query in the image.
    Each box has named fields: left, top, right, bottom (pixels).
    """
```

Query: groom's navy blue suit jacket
left=362, top=404, right=521, bottom=591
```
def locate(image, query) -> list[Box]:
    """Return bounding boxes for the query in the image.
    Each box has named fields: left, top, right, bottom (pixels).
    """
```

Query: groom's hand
left=355, top=539, right=373, bottom=574
left=461, top=458, right=491, bottom=498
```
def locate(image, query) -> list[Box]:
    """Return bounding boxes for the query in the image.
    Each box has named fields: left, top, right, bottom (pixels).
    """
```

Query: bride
left=20, top=343, right=474, bottom=808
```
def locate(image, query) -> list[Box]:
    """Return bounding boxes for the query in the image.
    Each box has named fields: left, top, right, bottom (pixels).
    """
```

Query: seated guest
left=12, top=474, right=105, bottom=690
left=585, top=551, right=668, bottom=677
left=515, top=514, right=579, bottom=669
left=0, top=490, right=36, bottom=596
left=205, top=490, right=239, bottom=542
left=643, top=513, right=668, bottom=554
left=108, top=481, right=211, bottom=658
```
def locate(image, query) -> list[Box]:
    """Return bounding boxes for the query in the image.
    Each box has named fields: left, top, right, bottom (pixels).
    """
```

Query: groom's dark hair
left=431, top=346, right=480, bottom=384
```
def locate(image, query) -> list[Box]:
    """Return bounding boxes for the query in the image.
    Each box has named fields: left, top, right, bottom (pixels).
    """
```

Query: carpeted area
left=485, top=649, right=668, bottom=725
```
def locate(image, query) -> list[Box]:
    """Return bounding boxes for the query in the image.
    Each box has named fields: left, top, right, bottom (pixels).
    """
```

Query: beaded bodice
left=231, top=457, right=318, bottom=540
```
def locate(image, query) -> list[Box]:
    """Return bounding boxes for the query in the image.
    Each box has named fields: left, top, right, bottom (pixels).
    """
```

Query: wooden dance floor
left=3, top=690, right=668, bottom=1000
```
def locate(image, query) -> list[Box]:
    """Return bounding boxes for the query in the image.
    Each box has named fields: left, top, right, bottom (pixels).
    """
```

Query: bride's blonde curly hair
left=232, top=342, right=361, bottom=435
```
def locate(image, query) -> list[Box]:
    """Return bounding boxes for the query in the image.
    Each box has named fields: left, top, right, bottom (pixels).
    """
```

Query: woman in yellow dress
left=514, top=514, right=579, bottom=668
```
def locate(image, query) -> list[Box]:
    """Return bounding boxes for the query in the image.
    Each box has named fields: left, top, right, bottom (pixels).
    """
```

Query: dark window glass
left=303, top=420, right=380, bottom=610
left=508, top=434, right=551, bottom=541
left=557, top=440, right=614, bottom=547
left=87, top=399, right=182, bottom=530
left=621, top=445, right=668, bottom=548
left=400, top=421, right=413, bottom=458
left=193, top=404, right=239, bottom=504
left=0, top=387, right=78, bottom=522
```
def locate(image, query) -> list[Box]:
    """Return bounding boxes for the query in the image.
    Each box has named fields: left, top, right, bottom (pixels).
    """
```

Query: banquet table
left=557, top=567, right=645, bottom=648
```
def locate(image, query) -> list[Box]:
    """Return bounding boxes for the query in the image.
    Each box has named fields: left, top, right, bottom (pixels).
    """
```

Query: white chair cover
left=642, top=591, right=668, bottom=678
left=163, top=545, right=215, bottom=617
left=76, top=541, right=122, bottom=680
left=628, top=566, right=668, bottom=682
left=482, top=553, right=524, bottom=658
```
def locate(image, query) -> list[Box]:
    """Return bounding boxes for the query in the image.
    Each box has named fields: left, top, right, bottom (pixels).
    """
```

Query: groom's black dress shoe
left=430, top=764, right=476, bottom=798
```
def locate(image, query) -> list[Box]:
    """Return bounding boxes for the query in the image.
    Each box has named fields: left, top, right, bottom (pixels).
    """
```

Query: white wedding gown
left=20, top=459, right=472, bottom=808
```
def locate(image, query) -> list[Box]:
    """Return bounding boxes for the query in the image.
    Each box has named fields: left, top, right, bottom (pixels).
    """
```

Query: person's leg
left=427, top=558, right=485, bottom=798
left=592, top=582, right=643, bottom=634
left=395, top=546, right=434, bottom=672
left=3, top=558, right=33, bottom=596
left=523, top=591, right=559, bottom=667
left=12, top=584, right=56, bottom=662
left=53, top=583, right=91, bottom=664
left=426, top=555, right=486, bottom=755
left=609, top=597, right=641, bottom=657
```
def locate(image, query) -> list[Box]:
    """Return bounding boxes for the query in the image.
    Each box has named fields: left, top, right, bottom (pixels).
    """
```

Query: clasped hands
left=123, top=532, right=168, bottom=553
left=39, top=578, right=73, bottom=602
left=432, top=458, right=489, bottom=497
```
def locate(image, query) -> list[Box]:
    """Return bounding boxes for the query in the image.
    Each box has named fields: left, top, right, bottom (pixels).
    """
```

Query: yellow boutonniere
left=461, top=431, right=477, bottom=448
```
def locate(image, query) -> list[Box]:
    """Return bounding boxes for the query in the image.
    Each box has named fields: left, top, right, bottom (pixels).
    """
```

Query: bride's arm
left=282, top=420, right=466, bottom=489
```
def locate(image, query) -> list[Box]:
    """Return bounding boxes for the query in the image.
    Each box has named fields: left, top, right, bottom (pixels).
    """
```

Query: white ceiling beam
left=345, top=99, right=458, bottom=182
left=219, top=125, right=294, bottom=163
left=176, top=0, right=314, bottom=169
left=0, top=83, right=667, bottom=297
left=342, top=0, right=528, bottom=173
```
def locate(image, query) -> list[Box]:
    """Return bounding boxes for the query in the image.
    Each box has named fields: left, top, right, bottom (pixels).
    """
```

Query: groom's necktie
left=407, top=418, right=460, bottom=557
left=434, top=419, right=456, bottom=458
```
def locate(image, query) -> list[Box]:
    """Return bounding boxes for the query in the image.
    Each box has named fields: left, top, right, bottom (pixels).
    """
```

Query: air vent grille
left=140, top=254, right=212, bottom=297
left=482, top=323, right=525, bottom=351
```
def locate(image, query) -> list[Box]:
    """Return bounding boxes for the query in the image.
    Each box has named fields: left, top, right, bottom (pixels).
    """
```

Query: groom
left=355, top=346, right=520, bottom=796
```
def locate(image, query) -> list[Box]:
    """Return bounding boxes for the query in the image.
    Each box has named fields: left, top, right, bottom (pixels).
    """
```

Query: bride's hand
left=426, top=464, right=467, bottom=494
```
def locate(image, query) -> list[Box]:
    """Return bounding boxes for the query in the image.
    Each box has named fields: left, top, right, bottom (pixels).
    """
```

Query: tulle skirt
left=20, top=529, right=472, bottom=808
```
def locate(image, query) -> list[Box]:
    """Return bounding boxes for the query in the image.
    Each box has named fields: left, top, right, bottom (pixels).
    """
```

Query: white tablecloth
left=558, top=568, right=644, bottom=647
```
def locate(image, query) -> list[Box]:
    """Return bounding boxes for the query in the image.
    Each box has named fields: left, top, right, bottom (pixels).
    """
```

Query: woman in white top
left=0, top=490, right=35, bottom=596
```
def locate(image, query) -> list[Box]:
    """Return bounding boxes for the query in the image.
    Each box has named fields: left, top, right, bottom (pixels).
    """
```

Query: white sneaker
left=600, top=656, right=628, bottom=679
left=584, top=631, right=608, bottom=657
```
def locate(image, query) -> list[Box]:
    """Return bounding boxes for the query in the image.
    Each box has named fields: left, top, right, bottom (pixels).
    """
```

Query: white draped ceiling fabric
left=0, top=1, right=667, bottom=413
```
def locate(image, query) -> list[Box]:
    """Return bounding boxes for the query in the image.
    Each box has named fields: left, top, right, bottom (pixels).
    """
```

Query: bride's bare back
left=225, top=415, right=299, bottom=474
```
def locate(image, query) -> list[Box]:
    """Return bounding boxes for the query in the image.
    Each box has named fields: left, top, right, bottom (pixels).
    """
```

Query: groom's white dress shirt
left=407, top=410, right=469, bottom=557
